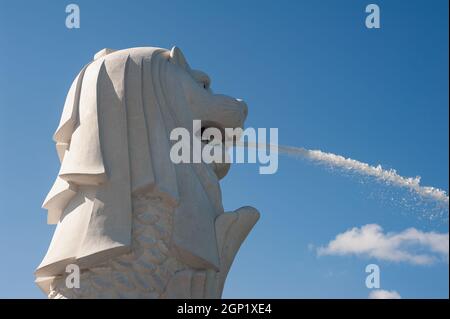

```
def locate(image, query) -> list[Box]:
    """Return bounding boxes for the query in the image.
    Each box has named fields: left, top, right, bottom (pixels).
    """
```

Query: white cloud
left=369, top=289, right=401, bottom=299
left=317, top=224, right=449, bottom=265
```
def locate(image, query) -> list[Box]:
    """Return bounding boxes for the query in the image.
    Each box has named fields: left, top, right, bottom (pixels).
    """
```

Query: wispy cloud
left=369, top=289, right=401, bottom=299
left=317, top=224, right=449, bottom=265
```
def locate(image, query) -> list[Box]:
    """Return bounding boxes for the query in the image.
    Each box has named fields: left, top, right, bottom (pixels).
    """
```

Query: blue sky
left=0, top=0, right=448, bottom=298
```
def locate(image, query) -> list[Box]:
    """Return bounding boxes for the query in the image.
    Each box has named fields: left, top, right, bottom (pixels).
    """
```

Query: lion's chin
left=211, top=162, right=231, bottom=180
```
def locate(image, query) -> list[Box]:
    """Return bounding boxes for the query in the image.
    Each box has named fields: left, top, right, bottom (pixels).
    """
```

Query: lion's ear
left=169, top=46, right=190, bottom=70
left=94, top=48, right=116, bottom=60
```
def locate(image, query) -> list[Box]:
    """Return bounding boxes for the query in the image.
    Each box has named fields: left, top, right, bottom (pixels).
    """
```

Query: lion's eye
left=199, top=80, right=210, bottom=90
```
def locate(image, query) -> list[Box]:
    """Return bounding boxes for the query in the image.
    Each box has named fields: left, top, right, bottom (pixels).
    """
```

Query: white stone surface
left=36, top=46, right=259, bottom=298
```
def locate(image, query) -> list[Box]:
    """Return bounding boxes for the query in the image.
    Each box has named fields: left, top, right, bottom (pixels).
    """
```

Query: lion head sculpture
left=36, top=46, right=259, bottom=298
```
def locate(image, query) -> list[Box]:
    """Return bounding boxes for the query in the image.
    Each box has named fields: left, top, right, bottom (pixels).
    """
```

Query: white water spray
left=237, top=141, right=449, bottom=207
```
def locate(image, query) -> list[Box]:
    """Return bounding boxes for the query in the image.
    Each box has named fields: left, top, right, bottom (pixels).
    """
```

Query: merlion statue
left=36, top=46, right=260, bottom=298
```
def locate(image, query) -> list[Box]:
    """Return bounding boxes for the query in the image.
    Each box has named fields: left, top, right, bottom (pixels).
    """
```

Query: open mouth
left=197, top=122, right=232, bottom=180
left=199, top=123, right=226, bottom=144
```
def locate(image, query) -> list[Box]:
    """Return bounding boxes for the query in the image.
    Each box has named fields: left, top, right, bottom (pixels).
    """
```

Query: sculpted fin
left=215, top=206, right=259, bottom=296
